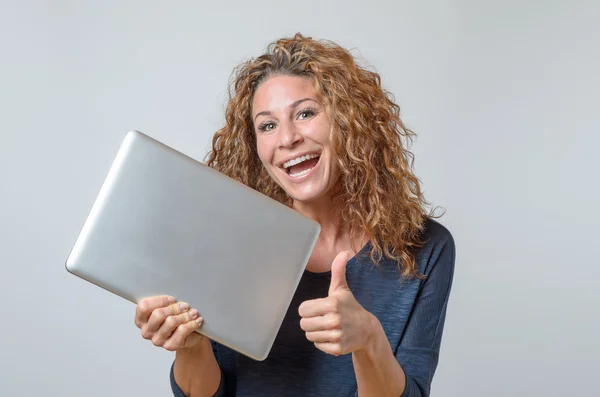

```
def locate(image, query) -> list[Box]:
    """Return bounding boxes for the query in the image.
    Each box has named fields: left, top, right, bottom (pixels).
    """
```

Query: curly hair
left=205, top=33, right=433, bottom=278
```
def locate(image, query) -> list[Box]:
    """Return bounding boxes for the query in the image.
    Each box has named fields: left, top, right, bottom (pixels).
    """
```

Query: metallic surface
left=66, top=130, right=320, bottom=361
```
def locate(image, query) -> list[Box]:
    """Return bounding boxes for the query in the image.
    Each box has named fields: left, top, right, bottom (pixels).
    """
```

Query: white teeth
left=289, top=167, right=313, bottom=178
left=282, top=153, right=319, bottom=169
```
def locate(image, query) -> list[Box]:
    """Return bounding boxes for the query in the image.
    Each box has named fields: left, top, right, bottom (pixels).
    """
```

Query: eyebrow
left=253, top=98, right=318, bottom=121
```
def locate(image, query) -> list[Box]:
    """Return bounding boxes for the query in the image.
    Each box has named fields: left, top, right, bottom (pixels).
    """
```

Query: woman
left=134, top=33, right=455, bottom=397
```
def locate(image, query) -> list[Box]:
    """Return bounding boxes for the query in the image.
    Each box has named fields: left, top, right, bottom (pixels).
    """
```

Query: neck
left=293, top=195, right=367, bottom=273
left=292, top=196, right=345, bottom=244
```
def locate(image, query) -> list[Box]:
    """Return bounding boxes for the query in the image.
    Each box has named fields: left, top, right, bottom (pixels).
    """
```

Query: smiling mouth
left=281, top=153, right=321, bottom=178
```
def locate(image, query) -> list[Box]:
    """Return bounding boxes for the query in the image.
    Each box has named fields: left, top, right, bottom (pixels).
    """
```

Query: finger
left=328, top=251, right=350, bottom=295
left=314, top=342, right=343, bottom=356
left=305, top=329, right=342, bottom=343
left=298, top=297, right=338, bottom=318
left=135, top=295, right=176, bottom=326
left=152, top=309, right=198, bottom=346
left=163, top=317, right=204, bottom=351
left=300, top=313, right=341, bottom=332
left=146, top=302, right=190, bottom=334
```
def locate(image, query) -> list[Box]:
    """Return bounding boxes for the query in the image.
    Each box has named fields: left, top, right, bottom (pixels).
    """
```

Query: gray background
left=1, top=1, right=598, bottom=396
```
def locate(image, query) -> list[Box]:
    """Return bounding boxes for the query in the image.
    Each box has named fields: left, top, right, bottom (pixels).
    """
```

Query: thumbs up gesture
left=298, top=251, right=377, bottom=356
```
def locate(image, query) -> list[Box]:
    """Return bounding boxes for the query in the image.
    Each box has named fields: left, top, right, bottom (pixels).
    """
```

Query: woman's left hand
left=298, top=251, right=378, bottom=356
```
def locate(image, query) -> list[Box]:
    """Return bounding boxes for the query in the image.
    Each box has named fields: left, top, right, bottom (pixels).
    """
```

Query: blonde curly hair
left=205, top=33, right=433, bottom=278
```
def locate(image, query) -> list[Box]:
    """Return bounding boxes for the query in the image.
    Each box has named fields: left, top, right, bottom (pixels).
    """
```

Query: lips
left=282, top=153, right=320, bottom=169
left=288, top=156, right=320, bottom=177
left=279, top=153, right=321, bottom=180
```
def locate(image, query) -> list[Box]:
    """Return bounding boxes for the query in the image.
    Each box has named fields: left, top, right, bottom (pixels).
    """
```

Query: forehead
left=252, top=75, right=316, bottom=112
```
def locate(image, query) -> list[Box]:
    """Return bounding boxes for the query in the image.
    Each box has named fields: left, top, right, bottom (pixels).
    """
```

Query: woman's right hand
left=134, top=295, right=204, bottom=351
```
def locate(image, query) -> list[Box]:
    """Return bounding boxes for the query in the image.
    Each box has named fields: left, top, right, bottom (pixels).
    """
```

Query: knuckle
left=154, top=307, right=166, bottom=320
left=332, top=330, right=343, bottom=342
left=162, top=341, right=175, bottom=351
left=138, top=301, right=150, bottom=314
left=165, top=316, right=178, bottom=329
left=151, top=335, right=162, bottom=346
left=329, top=314, right=341, bottom=329
left=325, top=298, right=338, bottom=313
left=141, top=328, right=152, bottom=340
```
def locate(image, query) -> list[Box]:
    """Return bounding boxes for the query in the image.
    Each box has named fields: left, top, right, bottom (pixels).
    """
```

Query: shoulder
left=420, top=218, right=455, bottom=250
left=413, top=217, right=456, bottom=278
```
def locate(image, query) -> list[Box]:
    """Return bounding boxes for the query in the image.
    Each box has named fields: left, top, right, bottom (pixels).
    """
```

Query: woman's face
left=252, top=75, right=340, bottom=204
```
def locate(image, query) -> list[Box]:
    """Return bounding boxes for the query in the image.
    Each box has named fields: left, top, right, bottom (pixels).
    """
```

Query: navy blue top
left=171, top=219, right=455, bottom=396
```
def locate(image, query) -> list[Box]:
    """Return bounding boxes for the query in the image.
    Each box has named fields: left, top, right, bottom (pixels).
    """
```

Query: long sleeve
left=396, top=232, right=456, bottom=397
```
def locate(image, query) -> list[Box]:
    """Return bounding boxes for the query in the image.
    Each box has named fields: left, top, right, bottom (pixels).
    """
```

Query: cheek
left=255, top=136, right=267, bottom=159
left=305, top=117, right=333, bottom=146
left=304, top=123, right=324, bottom=142
left=255, top=137, right=275, bottom=168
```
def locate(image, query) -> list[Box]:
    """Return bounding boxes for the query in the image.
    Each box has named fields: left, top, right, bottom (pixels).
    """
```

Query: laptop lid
left=65, top=130, right=320, bottom=361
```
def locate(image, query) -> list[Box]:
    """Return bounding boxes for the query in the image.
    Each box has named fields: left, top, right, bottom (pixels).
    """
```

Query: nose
left=278, top=121, right=303, bottom=149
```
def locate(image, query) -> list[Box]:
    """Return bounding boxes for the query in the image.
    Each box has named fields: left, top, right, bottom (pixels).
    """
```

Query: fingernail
left=196, top=317, right=203, bottom=326
left=167, top=296, right=176, bottom=303
left=179, top=302, right=190, bottom=311
left=189, top=309, right=199, bottom=319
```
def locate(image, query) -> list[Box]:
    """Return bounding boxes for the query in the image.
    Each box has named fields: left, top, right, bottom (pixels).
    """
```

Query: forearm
left=352, top=315, right=406, bottom=397
left=173, top=337, right=222, bottom=397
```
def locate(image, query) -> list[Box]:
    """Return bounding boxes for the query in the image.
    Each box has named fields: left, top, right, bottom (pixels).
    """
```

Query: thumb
left=329, top=251, right=350, bottom=295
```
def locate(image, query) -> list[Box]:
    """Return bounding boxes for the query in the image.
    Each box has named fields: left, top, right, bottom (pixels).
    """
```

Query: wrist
left=176, top=334, right=209, bottom=355
left=174, top=336, right=221, bottom=397
left=359, top=312, right=385, bottom=357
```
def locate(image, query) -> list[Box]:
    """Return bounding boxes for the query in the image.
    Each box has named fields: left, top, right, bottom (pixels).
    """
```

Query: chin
left=288, top=192, right=323, bottom=204
left=284, top=183, right=336, bottom=204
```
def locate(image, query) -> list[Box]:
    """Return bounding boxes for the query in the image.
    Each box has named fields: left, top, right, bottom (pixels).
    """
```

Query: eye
left=258, top=122, right=277, bottom=132
left=297, top=108, right=316, bottom=120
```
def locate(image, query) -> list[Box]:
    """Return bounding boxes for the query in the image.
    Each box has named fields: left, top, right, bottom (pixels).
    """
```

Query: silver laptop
left=65, top=130, right=320, bottom=361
